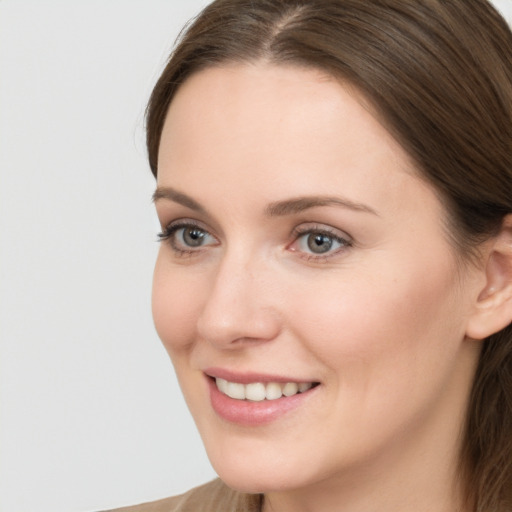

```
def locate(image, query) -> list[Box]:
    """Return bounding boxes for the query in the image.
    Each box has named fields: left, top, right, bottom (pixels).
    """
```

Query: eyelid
left=158, top=218, right=209, bottom=237
left=291, top=222, right=352, bottom=241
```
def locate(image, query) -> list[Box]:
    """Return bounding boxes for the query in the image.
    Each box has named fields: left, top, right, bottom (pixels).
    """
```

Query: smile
left=207, top=372, right=321, bottom=425
left=215, top=378, right=315, bottom=401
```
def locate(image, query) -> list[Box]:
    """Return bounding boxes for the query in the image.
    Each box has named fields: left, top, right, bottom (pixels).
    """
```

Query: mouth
left=214, top=377, right=318, bottom=402
left=204, top=368, right=321, bottom=425
left=205, top=371, right=321, bottom=425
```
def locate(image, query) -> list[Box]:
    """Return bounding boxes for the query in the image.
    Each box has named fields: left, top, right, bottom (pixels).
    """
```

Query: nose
left=196, top=251, right=281, bottom=349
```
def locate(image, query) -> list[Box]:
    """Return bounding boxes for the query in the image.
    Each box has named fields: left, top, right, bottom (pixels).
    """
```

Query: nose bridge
left=196, top=244, right=280, bottom=347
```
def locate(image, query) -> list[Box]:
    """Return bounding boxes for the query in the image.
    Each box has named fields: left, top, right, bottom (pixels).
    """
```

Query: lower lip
left=207, top=377, right=318, bottom=426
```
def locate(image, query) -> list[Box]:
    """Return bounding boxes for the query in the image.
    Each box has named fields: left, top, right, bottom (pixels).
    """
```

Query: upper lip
left=204, top=367, right=318, bottom=384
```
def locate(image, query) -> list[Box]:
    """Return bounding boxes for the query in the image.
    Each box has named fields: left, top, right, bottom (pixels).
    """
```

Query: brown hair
left=145, top=1, right=512, bottom=509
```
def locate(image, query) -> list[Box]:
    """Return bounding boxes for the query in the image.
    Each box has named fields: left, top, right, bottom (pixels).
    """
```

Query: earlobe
left=466, top=215, right=512, bottom=341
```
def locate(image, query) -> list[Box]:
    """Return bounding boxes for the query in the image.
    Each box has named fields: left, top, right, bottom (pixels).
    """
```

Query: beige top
left=102, top=479, right=262, bottom=512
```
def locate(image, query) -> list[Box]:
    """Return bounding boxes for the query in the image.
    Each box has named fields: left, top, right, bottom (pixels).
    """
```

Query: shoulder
left=101, top=479, right=262, bottom=512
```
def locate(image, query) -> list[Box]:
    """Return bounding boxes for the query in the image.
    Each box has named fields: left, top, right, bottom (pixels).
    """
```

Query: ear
left=466, top=215, right=512, bottom=340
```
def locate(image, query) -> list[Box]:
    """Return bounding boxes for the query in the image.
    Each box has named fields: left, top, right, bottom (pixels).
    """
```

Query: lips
left=205, top=369, right=320, bottom=425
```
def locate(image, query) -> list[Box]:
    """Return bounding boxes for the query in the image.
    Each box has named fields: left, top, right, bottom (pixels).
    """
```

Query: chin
left=203, top=436, right=327, bottom=495
left=213, top=463, right=299, bottom=494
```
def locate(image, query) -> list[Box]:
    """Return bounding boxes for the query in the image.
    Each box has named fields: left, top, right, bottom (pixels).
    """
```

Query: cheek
left=284, top=255, right=464, bottom=379
left=151, top=254, right=203, bottom=356
left=278, top=256, right=468, bottom=450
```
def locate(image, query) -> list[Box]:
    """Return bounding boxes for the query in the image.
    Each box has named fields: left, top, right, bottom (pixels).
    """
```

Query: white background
left=1, top=1, right=511, bottom=511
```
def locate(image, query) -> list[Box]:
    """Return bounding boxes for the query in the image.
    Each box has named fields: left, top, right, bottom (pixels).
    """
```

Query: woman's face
left=152, top=64, right=481, bottom=494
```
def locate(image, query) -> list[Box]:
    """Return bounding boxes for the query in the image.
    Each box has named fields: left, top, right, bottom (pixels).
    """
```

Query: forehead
left=157, top=63, right=440, bottom=223
left=161, top=64, right=411, bottom=171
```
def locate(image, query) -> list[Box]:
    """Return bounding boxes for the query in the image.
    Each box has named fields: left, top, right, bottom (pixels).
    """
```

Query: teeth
left=215, top=378, right=315, bottom=401
left=216, top=378, right=228, bottom=394
left=245, top=383, right=266, bottom=401
left=226, top=382, right=245, bottom=400
left=298, top=382, right=313, bottom=393
left=265, top=382, right=283, bottom=400
left=282, top=382, right=298, bottom=397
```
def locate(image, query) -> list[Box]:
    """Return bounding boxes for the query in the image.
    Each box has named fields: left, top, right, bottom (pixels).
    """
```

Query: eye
left=158, top=221, right=217, bottom=254
left=302, top=232, right=338, bottom=254
left=178, top=226, right=210, bottom=247
left=289, top=225, right=352, bottom=259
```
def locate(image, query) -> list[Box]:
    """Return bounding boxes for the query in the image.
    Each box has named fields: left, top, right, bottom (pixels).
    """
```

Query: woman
left=109, top=0, right=512, bottom=511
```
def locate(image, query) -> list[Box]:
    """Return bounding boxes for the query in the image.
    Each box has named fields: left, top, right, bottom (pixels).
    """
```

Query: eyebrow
left=152, top=187, right=206, bottom=214
left=152, top=186, right=378, bottom=217
left=265, top=196, right=379, bottom=217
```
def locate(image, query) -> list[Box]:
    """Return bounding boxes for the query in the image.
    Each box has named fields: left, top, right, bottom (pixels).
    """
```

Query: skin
left=152, top=63, right=485, bottom=512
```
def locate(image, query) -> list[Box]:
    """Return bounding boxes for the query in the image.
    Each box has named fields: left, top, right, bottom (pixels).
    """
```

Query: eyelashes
left=157, top=220, right=353, bottom=261
left=289, top=225, right=352, bottom=260
left=157, top=221, right=218, bottom=255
